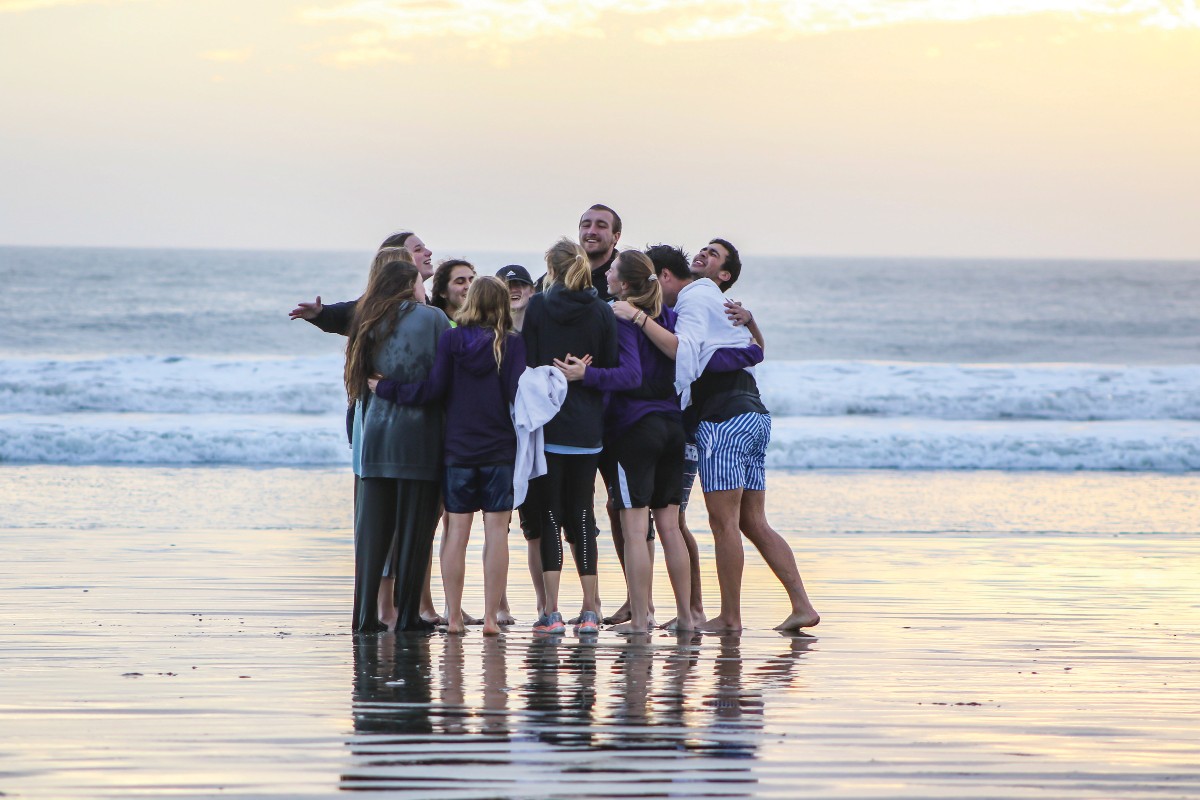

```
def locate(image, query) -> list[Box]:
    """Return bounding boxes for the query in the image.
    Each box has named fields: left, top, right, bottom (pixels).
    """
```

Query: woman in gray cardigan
left=345, top=253, right=450, bottom=632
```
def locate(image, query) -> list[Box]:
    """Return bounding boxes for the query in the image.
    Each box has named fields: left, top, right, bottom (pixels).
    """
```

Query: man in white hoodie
left=617, top=239, right=820, bottom=633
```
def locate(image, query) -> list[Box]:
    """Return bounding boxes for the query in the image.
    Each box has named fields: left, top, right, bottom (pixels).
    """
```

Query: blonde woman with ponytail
left=521, top=238, right=636, bottom=635
left=556, top=249, right=696, bottom=632
left=345, top=252, right=449, bottom=633
left=369, top=276, right=526, bottom=635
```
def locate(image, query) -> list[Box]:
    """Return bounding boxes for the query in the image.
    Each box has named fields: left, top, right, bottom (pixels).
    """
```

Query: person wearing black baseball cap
left=496, top=265, right=536, bottom=333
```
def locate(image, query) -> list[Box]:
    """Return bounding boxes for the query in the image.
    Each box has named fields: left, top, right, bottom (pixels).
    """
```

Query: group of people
left=289, top=204, right=820, bottom=636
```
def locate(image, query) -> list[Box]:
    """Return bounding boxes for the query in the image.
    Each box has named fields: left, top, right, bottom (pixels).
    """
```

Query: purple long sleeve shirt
left=584, top=307, right=764, bottom=438
left=376, top=326, right=525, bottom=467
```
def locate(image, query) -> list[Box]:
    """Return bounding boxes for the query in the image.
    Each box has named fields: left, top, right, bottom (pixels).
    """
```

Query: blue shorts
left=443, top=463, right=514, bottom=514
left=695, top=412, right=770, bottom=493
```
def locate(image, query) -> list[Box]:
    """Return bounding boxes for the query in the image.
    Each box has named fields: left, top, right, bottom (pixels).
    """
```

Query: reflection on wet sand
left=342, top=632, right=814, bottom=796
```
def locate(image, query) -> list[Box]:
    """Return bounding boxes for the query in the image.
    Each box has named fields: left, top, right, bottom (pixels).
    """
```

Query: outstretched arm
left=568, top=319, right=642, bottom=391
left=613, top=301, right=678, bottom=359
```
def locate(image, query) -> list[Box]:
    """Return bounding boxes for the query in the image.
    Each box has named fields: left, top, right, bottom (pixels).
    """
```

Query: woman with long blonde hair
left=370, top=276, right=526, bottom=635
left=346, top=252, right=449, bottom=633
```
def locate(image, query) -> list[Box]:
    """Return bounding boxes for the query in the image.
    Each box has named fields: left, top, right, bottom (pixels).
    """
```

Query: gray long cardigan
left=355, top=301, right=450, bottom=480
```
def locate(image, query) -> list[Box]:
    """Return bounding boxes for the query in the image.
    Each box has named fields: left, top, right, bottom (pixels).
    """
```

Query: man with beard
left=614, top=238, right=819, bottom=633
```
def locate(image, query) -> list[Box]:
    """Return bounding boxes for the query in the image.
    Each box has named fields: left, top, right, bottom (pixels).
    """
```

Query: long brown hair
left=344, top=256, right=421, bottom=400
left=615, top=250, right=663, bottom=319
left=455, top=276, right=513, bottom=373
left=544, top=237, right=592, bottom=292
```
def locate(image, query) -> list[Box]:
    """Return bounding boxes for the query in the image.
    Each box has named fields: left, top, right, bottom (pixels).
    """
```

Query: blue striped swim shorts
left=695, top=412, right=771, bottom=493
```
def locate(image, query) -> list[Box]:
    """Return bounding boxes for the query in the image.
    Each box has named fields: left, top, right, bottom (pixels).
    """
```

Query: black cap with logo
left=496, top=264, right=534, bottom=286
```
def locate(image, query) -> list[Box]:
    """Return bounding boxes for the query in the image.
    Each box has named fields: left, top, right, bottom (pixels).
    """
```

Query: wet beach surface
left=1, top=466, right=1198, bottom=798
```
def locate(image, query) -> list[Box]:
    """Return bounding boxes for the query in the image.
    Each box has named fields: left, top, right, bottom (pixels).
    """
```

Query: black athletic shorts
left=603, top=413, right=685, bottom=511
left=443, top=463, right=514, bottom=514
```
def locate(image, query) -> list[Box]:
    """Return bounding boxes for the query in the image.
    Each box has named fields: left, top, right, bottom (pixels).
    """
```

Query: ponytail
left=544, top=237, right=592, bottom=292
left=615, top=250, right=663, bottom=319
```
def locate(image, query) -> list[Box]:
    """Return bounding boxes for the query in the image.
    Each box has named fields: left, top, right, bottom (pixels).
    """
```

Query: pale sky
left=1, top=0, right=1197, bottom=258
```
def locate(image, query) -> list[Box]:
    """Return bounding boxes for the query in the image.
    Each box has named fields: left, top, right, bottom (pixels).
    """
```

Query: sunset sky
left=1, top=0, right=1197, bottom=257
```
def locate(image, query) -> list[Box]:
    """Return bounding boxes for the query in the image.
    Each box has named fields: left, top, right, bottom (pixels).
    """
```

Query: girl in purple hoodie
left=369, top=277, right=526, bottom=635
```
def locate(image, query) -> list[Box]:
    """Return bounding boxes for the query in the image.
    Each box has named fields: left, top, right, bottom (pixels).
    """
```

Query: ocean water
left=2, top=246, right=1199, bottom=470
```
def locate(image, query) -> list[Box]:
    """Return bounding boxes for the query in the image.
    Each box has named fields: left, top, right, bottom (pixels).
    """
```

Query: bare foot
left=661, top=617, right=696, bottom=633
left=482, top=620, right=502, bottom=636
left=422, top=612, right=448, bottom=626
left=775, top=609, right=820, bottom=631
left=461, top=610, right=483, bottom=626
left=497, top=611, right=517, bottom=626
left=609, top=620, right=653, bottom=634
left=445, top=621, right=466, bottom=635
left=381, top=615, right=398, bottom=632
left=603, top=605, right=631, bottom=625
left=699, top=616, right=743, bottom=633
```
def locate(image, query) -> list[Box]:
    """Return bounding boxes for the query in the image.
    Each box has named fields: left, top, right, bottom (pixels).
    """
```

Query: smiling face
left=605, top=259, right=625, bottom=300
left=689, top=241, right=730, bottom=284
left=508, top=281, right=535, bottom=311
left=405, top=235, right=434, bottom=279
left=444, top=264, right=475, bottom=312
left=578, top=208, right=620, bottom=263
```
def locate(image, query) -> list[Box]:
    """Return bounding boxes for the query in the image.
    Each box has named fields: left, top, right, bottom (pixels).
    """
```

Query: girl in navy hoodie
left=369, top=277, right=525, bottom=635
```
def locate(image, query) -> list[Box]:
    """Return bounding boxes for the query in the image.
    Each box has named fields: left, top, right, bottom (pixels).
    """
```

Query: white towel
left=672, top=277, right=754, bottom=409
left=510, top=365, right=568, bottom=507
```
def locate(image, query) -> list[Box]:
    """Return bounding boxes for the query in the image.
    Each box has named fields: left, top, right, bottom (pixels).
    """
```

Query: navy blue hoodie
left=521, top=283, right=620, bottom=448
left=376, top=325, right=526, bottom=467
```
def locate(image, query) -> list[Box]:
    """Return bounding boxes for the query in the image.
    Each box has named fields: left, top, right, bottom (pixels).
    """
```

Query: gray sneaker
left=575, top=610, right=600, bottom=635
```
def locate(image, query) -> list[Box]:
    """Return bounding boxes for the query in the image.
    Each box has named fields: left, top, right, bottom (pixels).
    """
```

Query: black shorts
left=443, top=463, right=514, bottom=514
left=603, top=413, right=685, bottom=511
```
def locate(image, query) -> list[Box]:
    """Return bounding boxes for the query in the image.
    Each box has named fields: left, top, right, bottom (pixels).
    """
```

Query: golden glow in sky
left=0, top=0, right=1197, bottom=256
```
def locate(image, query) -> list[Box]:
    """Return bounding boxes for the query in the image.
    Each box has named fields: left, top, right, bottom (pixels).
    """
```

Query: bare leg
left=526, top=539, right=546, bottom=616
left=739, top=490, right=819, bottom=630
left=652, top=505, right=694, bottom=631
left=679, top=508, right=705, bottom=623
left=606, top=500, right=631, bottom=624
left=378, top=577, right=397, bottom=631
left=543, top=570, right=562, bottom=614
left=610, top=508, right=652, bottom=632
left=441, top=512, right=472, bottom=634
left=481, top=510, right=510, bottom=635
left=420, top=547, right=443, bottom=624
left=580, top=575, right=601, bottom=616
left=699, top=489, right=744, bottom=632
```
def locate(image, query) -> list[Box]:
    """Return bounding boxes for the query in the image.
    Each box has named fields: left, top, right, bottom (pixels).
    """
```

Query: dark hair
left=586, top=204, right=622, bottom=236
left=710, top=238, right=742, bottom=290
left=379, top=231, right=414, bottom=250
left=644, top=244, right=690, bottom=282
left=344, top=261, right=421, bottom=400
left=431, top=259, right=476, bottom=312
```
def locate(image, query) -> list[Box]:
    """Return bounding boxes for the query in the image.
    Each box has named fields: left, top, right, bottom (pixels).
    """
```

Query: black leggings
left=528, top=452, right=600, bottom=576
left=352, top=477, right=440, bottom=632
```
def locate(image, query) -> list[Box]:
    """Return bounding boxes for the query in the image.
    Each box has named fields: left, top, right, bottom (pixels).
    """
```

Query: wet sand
left=1, top=466, right=1198, bottom=798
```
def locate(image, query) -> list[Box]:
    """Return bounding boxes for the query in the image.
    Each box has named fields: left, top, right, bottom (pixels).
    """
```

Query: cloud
left=201, top=49, right=254, bottom=63
left=301, top=0, right=1200, bottom=50
left=0, top=0, right=142, bottom=12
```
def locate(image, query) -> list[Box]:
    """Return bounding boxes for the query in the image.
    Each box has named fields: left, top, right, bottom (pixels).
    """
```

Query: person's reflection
left=655, top=632, right=702, bottom=734
left=350, top=632, right=433, bottom=735
left=612, top=633, right=654, bottom=731
left=479, top=635, right=510, bottom=738
left=701, top=635, right=763, bottom=759
left=341, top=632, right=435, bottom=792
left=754, top=632, right=815, bottom=691
left=439, top=634, right=468, bottom=735
left=521, top=636, right=598, bottom=748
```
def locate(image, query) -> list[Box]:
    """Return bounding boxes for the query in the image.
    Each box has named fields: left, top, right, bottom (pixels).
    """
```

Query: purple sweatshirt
left=376, top=326, right=526, bottom=467
left=584, top=307, right=764, bottom=437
